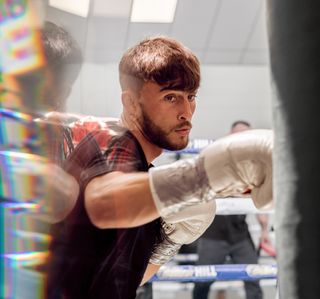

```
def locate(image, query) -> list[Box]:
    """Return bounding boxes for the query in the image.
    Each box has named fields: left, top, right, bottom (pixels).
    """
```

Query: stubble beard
left=140, top=109, right=189, bottom=151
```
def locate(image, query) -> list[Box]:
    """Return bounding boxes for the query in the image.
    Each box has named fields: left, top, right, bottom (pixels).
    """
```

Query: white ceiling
left=43, top=0, right=272, bottom=139
left=45, top=0, right=270, bottom=65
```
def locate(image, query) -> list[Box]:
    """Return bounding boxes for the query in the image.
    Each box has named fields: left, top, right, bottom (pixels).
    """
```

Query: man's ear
left=122, top=90, right=138, bottom=116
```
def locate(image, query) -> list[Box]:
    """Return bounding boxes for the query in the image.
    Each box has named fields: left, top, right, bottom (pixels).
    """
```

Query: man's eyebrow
left=159, top=85, right=179, bottom=92
left=159, top=85, right=197, bottom=93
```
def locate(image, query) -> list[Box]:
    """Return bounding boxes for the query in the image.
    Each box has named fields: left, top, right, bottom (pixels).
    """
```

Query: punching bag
left=267, top=1, right=320, bottom=298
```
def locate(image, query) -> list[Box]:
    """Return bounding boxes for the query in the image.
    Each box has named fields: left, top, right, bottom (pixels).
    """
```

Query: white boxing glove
left=149, top=129, right=273, bottom=218
left=149, top=201, right=216, bottom=265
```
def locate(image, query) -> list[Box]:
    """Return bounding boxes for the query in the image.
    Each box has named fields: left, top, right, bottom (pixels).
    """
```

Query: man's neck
left=120, top=114, right=162, bottom=164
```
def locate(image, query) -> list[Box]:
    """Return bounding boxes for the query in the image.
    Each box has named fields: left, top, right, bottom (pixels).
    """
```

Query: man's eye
left=188, top=95, right=197, bottom=102
left=164, top=95, right=177, bottom=102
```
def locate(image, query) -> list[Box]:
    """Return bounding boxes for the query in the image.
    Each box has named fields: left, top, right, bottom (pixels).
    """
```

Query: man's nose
left=178, top=97, right=194, bottom=121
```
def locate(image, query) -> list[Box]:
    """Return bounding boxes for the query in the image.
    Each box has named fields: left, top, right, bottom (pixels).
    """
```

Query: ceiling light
left=49, top=0, right=91, bottom=18
left=93, top=0, right=132, bottom=17
left=131, top=0, right=178, bottom=23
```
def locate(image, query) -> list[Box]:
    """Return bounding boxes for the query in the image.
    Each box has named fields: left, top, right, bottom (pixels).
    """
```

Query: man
left=48, top=37, right=273, bottom=299
left=35, top=21, right=83, bottom=223
left=1, top=21, right=83, bottom=299
left=41, top=21, right=83, bottom=113
left=192, top=120, right=270, bottom=299
left=1, top=20, right=84, bottom=226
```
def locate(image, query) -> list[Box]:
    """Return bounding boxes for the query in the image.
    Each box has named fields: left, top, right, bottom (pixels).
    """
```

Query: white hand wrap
left=149, top=129, right=273, bottom=218
left=149, top=201, right=216, bottom=265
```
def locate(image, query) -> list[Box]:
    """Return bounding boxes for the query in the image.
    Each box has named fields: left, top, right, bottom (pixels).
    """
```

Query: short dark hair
left=119, top=36, right=200, bottom=93
left=41, top=21, right=83, bottom=86
left=231, top=120, right=251, bottom=129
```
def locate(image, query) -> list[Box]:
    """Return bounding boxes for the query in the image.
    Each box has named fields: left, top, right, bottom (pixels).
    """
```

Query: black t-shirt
left=48, top=126, right=162, bottom=299
left=201, top=214, right=250, bottom=244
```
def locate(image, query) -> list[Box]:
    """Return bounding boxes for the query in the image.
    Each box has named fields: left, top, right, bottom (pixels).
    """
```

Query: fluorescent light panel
left=49, top=0, right=90, bottom=18
left=131, top=0, right=178, bottom=23
left=93, top=0, right=132, bottom=17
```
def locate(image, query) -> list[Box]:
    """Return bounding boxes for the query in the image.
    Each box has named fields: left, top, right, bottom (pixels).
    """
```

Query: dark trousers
left=193, top=238, right=263, bottom=299
left=135, top=283, right=153, bottom=299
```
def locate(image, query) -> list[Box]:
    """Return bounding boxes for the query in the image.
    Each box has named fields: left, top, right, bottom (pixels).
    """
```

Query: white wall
left=194, top=65, right=272, bottom=139
left=67, top=63, right=272, bottom=139
left=67, top=63, right=122, bottom=117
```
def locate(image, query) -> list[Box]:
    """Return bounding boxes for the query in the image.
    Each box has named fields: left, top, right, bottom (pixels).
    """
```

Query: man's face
left=136, top=82, right=197, bottom=151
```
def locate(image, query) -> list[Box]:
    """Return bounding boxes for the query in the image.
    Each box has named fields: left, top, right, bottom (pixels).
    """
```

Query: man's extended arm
left=85, top=129, right=273, bottom=229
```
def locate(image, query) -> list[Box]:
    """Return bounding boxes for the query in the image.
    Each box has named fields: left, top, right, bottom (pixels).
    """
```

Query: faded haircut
left=119, top=36, right=200, bottom=94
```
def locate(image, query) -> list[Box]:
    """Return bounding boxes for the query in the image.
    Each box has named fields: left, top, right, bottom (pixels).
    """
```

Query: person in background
left=193, top=120, right=271, bottom=299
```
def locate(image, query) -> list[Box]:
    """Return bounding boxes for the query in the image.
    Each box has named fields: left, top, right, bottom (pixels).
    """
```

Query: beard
left=139, top=108, right=190, bottom=151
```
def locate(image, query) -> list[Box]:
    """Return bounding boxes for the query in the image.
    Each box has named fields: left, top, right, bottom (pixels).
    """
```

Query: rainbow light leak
left=0, top=150, right=47, bottom=204
left=0, top=1, right=50, bottom=298
left=0, top=150, right=50, bottom=298
left=0, top=0, right=45, bottom=75
left=0, top=108, right=35, bottom=150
